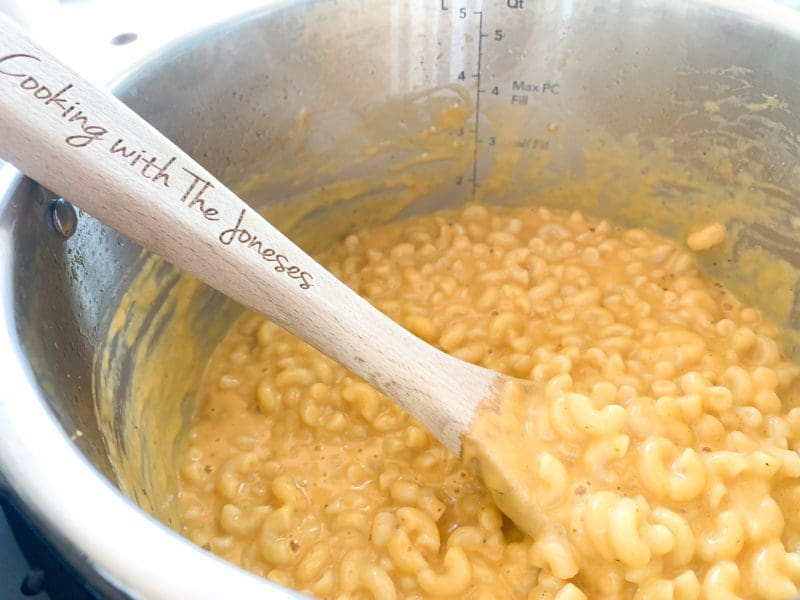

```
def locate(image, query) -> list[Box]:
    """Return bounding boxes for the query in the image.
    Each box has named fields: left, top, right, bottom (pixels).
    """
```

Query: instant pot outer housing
left=2, top=1, right=800, bottom=598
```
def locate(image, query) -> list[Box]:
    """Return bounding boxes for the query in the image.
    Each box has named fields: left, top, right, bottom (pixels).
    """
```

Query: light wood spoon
left=0, top=16, right=541, bottom=535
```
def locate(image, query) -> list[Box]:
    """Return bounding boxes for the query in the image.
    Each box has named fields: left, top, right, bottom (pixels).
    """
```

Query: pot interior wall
left=9, top=0, right=800, bottom=525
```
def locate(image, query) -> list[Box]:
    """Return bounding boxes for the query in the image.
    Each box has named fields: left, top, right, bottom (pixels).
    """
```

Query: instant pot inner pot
left=10, top=0, right=800, bottom=532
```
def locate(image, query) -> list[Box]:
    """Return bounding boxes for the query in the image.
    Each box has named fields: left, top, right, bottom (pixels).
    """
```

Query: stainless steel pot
left=2, top=1, right=800, bottom=597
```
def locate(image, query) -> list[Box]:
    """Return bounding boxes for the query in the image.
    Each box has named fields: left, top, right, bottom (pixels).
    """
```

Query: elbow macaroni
left=178, top=205, right=800, bottom=598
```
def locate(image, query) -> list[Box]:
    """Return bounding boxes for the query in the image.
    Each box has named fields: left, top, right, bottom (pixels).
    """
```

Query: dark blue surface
left=0, top=500, right=32, bottom=599
left=0, top=496, right=96, bottom=600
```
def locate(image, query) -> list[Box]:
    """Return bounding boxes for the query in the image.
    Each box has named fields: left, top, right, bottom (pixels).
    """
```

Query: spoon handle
left=0, top=15, right=490, bottom=453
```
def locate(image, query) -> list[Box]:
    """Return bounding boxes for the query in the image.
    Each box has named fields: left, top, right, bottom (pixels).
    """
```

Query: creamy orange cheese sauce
left=178, top=204, right=800, bottom=599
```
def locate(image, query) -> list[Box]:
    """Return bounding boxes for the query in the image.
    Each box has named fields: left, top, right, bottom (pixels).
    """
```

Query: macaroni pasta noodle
left=177, top=204, right=800, bottom=599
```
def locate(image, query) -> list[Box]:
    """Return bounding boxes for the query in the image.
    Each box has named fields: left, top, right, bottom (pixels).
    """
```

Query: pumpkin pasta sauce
left=178, top=204, right=800, bottom=599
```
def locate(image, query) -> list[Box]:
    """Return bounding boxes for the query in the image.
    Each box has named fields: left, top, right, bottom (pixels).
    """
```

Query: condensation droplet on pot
left=49, top=199, right=77, bottom=239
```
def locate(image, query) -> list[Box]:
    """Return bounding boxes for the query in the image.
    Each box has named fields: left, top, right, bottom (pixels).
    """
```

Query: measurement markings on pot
left=0, top=51, right=314, bottom=289
left=510, top=80, right=560, bottom=106
left=446, top=2, right=561, bottom=197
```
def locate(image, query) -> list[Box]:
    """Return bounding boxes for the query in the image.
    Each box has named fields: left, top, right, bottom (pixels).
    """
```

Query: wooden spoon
left=0, top=16, right=541, bottom=535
